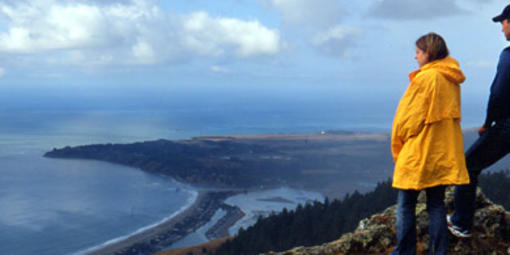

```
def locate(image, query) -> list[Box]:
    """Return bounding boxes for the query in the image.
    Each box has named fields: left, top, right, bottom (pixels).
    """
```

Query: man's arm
left=483, top=48, right=510, bottom=130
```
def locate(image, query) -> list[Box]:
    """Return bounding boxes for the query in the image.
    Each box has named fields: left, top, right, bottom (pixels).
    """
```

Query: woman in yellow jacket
left=391, top=33, right=470, bottom=255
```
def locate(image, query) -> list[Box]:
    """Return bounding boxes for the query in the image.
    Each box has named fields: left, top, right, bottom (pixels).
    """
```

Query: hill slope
left=263, top=187, right=510, bottom=255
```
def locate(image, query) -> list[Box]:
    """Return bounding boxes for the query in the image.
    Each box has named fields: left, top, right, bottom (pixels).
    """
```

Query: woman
left=391, top=33, right=470, bottom=254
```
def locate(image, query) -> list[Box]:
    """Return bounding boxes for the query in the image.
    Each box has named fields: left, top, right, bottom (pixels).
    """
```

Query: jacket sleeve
left=394, top=108, right=426, bottom=145
left=392, top=104, right=426, bottom=163
left=391, top=79, right=428, bottom=162
left=391, top=127, right=404, bottom=163
left=484, top=49, right=510, bottom=128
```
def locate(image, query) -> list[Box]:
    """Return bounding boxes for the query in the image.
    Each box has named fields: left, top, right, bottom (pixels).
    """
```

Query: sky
left=0, top=0, right=509, bottom=128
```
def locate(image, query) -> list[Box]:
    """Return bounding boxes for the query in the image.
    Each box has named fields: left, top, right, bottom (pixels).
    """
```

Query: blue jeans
left=392, top=186, right=447, bottom=255
left=452, top=121, right=510, bottom=231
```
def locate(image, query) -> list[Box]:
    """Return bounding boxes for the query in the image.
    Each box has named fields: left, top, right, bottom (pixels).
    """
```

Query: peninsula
left=45, top=132, right=394, bottom=199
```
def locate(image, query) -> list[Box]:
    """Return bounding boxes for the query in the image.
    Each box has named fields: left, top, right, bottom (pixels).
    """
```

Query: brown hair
left=416, top=32, right=449, bottom=63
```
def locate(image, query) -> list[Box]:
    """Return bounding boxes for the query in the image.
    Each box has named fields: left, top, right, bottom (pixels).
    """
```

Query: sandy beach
left=81, top=191, right=235, bottom=255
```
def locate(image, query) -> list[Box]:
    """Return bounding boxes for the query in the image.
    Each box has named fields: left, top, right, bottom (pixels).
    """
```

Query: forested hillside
left=215, top=179, right=397, bottom=255
left=478, top=170, right=510, bottom=209
left=215, top=170, right=510, bottom=255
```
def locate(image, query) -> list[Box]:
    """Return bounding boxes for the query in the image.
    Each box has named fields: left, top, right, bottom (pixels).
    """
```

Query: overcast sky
left=0, top=0, right=509, bottom=127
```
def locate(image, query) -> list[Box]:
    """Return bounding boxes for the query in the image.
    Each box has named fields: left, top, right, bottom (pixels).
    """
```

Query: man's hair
left=416, top=32, right=449, bottom=63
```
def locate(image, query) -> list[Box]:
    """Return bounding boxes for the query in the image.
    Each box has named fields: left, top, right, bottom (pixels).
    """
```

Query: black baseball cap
left=493, top=4, right=510, bottom=22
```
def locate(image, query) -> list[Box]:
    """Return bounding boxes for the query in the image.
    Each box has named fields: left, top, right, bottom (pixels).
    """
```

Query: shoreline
left=80, top=190, right=237, bottom=255
left=77, top=186, right=322, bottom=255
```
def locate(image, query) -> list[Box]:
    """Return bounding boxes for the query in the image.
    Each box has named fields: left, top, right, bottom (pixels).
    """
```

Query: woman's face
left=415, top=47, right=429, bottom=67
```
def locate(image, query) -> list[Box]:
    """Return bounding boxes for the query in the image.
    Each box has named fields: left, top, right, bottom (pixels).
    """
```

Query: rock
left=263, top=187, right=510, bottom=255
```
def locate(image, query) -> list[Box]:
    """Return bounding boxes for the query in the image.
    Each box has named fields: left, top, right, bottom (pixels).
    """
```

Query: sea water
left=0, top=113, right=196, bottom=255
left=0, top=152, right=194, bottom=255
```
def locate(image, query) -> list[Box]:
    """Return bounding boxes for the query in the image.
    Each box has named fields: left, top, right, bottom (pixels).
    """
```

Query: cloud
left=0, top=68, right=5, bottom=77
left=181, top=12, right=281, bottom=58
left=261, top=0, right=360, bottom=59
left=132, top=40, right=156, bottom=64
left=210, top=65, right=230, bottom=73
left=262, top=0, right=345, bottom=28
left=311, top=26, right=362, bottom=57
left=0, top=0, right=282, bottom=68
left=0, top=0, right=135, bottom=53
left=368, top=0, right=467, bottom=20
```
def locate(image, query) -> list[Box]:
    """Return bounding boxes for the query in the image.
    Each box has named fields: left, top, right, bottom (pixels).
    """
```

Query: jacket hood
left=409, top=56, right=466, bottom=85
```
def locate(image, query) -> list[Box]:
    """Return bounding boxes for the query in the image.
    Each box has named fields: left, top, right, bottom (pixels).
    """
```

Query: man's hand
left=478, top=126, right=488, bottom=136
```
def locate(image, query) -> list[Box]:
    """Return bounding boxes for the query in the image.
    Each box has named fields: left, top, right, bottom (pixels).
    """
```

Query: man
left=447, top=4, right=510, bottom=238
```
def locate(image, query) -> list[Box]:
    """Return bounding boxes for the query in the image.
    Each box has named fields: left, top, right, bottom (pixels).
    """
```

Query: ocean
left=0, top=110, right=198, bottom=255
left=0, top=134, right=196, bottom=255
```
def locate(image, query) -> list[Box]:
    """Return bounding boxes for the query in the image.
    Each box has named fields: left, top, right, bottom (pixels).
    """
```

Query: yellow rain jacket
left=392, top=56, right=470, bottom=190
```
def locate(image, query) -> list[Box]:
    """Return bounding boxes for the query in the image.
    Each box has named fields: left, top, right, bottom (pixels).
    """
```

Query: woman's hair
left=416, top=32, right=449, bottom=63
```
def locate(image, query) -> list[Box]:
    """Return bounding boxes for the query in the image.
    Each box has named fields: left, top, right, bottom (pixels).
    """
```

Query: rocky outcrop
left=263, top=187, right=510, bottom=255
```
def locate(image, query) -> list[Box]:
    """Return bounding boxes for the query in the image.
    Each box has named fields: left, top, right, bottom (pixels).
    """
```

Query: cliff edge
left=263, top=187, right=510, bottom=255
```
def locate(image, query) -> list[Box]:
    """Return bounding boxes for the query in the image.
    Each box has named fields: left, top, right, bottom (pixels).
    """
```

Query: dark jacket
left=484, top=46, right=510, bottom=128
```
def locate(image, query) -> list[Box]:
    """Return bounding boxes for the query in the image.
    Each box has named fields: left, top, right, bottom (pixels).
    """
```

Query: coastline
left=77, top=186, right=323, bottom=255
left=159, top=186, right=323, bottom=254
left=79, top=190, right=236, bottom=255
